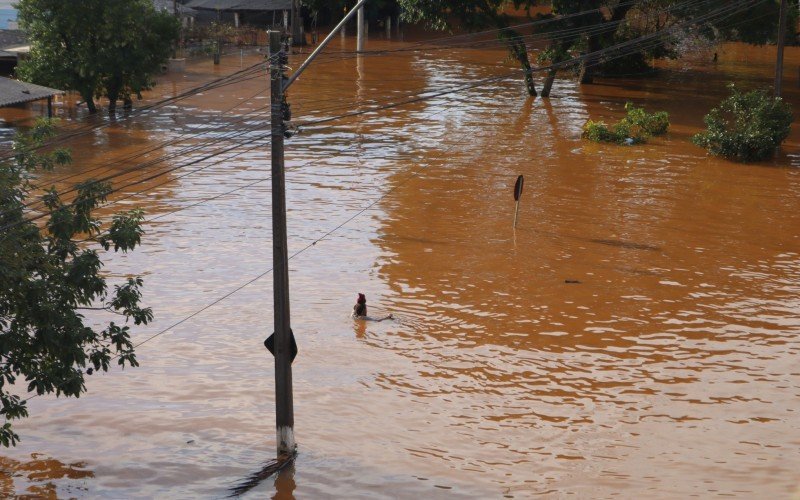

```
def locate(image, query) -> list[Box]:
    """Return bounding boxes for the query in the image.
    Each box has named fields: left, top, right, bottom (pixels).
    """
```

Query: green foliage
left=17, top=0, right=179, bottom=113
left=397, top=0, right=541, bottom=94
left=0, top=120, right=151, bottom=446
left=692, top=85, right=793, bottom=162
left=624, top=102, right=669, bottom=135
left=583, top=102, right=670, bottom=145
left=583, top=119, right=645, bottom=145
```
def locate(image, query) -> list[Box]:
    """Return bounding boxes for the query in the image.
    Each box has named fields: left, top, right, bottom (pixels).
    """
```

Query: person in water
left=353, top=293, right=393, bottom=321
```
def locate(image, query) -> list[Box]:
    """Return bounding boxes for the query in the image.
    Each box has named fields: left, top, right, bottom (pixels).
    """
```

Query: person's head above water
left=354, top=293, right=367, bottom=316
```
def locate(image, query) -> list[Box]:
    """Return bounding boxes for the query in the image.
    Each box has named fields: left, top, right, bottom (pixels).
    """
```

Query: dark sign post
left=513, top=175, right=524, bottom=228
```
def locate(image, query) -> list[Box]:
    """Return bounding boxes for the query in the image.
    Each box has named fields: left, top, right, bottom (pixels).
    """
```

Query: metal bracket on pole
left=282, top=0, right=368, bottom=92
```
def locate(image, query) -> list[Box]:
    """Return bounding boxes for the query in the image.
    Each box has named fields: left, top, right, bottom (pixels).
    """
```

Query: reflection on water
left=0, top=454, right=93, bottom=498
left=0, top=39, right=799, bottom=498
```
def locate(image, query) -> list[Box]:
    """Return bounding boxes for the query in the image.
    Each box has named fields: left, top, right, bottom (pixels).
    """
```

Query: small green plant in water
left=582, top=103, right=670, bottom=145
left=692, top=85, right=793, bottom=162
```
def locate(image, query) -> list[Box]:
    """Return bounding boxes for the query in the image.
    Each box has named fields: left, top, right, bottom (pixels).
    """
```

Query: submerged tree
left=0, top=121, right=152, bottom=446
left=583, top=102, right=670, bottom=144
left=17, top=0, right=179, bottom=114
left=398, top=0, right=542, bottom=96
left=693, top=85, right=793, bottom=162
left=395, top=1, right=797, bottom=97
left=544, top=0, right=797, bottom=87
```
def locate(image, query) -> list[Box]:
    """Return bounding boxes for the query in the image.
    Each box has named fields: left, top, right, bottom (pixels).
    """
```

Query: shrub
left=692, top=85, right=793, bottom=162
left=624, top=103, right=670, bottom=135
left=583, top=120, right=645, bottom=145
left=583, top=103, right=670, bottom=145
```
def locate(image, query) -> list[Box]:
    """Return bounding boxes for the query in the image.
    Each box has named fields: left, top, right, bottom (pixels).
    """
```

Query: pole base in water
left=277, top=426, right=296, bottom=455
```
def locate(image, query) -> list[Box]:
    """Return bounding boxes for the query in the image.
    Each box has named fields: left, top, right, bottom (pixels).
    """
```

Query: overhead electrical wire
left=1, top=0, right=761, bottom=238
left=103, top=88, right=508, bottom=354
left=295, top=0, right=764, bottom=130
left=16, top=0, right=770, bottom=408
left=0, top=0, right=707, bottom=199
left=5, top=0, right=759, bottom=228
left=0, top=58, right=272, bottom=164
left=307, top=0, right=712, bottom=66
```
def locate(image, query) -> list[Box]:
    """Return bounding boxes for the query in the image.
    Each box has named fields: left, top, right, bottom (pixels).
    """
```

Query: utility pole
left=264, top=0, right=366, bottom=460
left=269, top=30, right=295, bottom=457
left=214, top=9, right=222, bottom=65
left=172, top=0, right=179, bottom=59
left=775, top=0, right=788, bottom=97
left=291, top=0, right=304, bottom=45
left=357, top=4, right=365, bottom=52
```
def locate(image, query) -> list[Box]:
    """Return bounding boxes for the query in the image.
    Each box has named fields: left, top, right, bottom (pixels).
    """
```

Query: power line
left=307, top=0, right=710, bottom=66
left=3, top=0, right=759, bottom=237
left=18, top=86, right=488, bottom=406
left=14, top=0, right=767, bottom=411
left=295, top=0, right=764, bottom=130
left=0, top=58, right=272, bottom=164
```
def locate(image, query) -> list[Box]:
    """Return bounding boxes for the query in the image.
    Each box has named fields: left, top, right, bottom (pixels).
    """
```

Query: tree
left=100, top=3, right=181, bottom=113
left=692, top=85, right=793, bottom=162
left=546, top=0, right=798, bottom=85
left=0, top=121, right=152, bottom=446
left=397, top=0, right=541, bottom=96
left=17, top=0, right=179, bottom=114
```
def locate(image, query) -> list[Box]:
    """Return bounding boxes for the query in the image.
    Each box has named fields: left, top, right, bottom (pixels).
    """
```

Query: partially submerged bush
left=625, top=103, right=669, bottom=135
left=583, top=119, right=646, bottom=145
left=692, top=85, right=793, bottom=162
left=582, top=103, right=670, bottom=145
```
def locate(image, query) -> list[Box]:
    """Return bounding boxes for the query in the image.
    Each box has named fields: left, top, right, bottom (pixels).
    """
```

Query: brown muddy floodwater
left=1, top=37, right=799, bottom=499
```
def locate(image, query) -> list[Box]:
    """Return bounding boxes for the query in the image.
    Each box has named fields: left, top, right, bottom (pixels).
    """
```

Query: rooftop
left=185, top=0, right=292, bottom=11
left=0, top=77, right=63, bottom=107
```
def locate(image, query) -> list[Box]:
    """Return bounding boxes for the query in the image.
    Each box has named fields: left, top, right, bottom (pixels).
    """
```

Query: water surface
left=0, top=38, right=799, bottom=498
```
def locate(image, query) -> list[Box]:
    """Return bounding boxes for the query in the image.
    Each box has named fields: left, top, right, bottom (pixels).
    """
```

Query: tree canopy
left=693, top=85, right=793, bottom=162
left=17, top=0, right=179, bottom=113
left=0, top=121, right=151, bottom=446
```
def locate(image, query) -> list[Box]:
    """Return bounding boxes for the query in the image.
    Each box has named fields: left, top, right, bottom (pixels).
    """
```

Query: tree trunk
left=123, top=97, right=133, bottom=111
left=580, top=3, right=634, bottom=85
left=502, top=33, right=537, bottom=97
left=579, top=34, right=600, bottom=84
left=541, top=68, right=557, bottom=97
left=516, top=48, right=537, bottom=97
left=107, top=80, right=120, bottom=115
left=83, top=91, right=98, bottom=114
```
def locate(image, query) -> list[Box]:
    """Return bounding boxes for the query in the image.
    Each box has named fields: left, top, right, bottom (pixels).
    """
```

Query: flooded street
left=1, top=37, right=799, bottom=498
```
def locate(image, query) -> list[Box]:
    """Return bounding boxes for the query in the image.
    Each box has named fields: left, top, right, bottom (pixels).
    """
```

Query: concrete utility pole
left=357, top=5, right=365, bottom=52
left=291, top=0, right=304, bottom=45
left=264, top=0, right=366, bottom=460
left=775, top=0, right=788, bottom=97
left=269, top=30, right=295, bottom=457
left=172, top=0, right=179, bottom=59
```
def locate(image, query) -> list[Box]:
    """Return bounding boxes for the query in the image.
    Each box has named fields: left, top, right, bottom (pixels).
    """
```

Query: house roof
left=0, top=77, right=64, bottom=107
left=185, top=0, right=292, bottom=11
left=152, top=0, right=197, bottom=15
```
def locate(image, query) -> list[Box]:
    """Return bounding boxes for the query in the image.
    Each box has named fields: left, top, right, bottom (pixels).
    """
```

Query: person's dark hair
left=355, top=302, right=367, bottom=316
left=355, top=293, right=367, bottom=316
